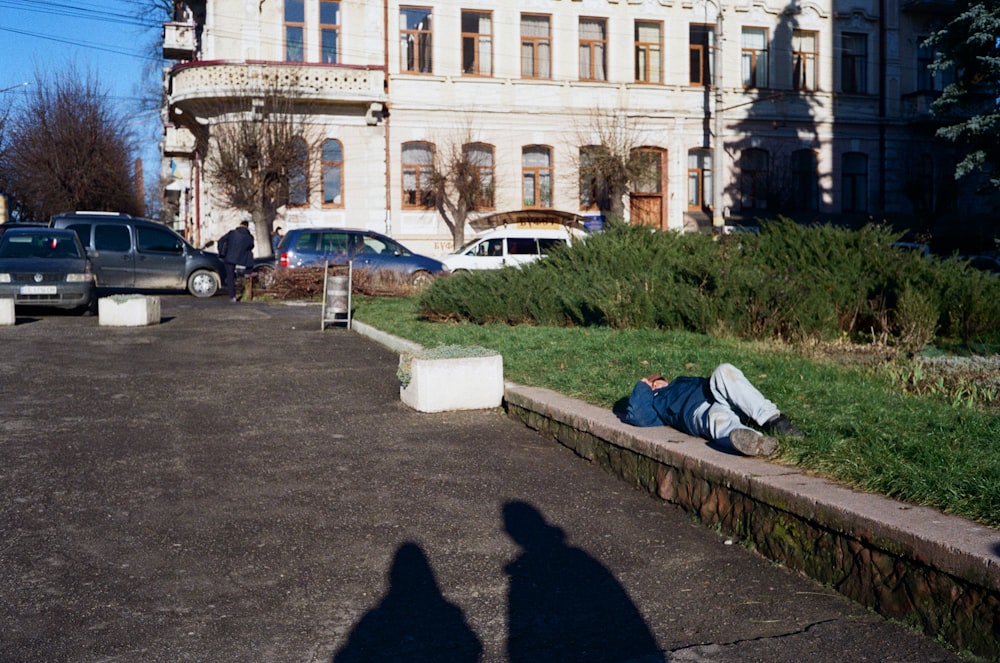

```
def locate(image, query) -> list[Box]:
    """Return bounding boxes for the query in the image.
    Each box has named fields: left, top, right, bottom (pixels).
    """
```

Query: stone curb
left=352, top=322, right=1000, bottom=660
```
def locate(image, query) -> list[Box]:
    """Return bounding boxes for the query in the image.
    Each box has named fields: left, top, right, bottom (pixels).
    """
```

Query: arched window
left=842, top=152, right=868, bottom=212
left=402, top=141, right=435, bottom=208
left=791, top=149, right=818, bottom=211
left=740, top=148, right=769, bottom=210
left=288, top=137, right=309, bottom=206
left=322, top=139, right=343, bottom=207
left=522, top=145, right=553, bottom=208
left=464, top=143, right=495, bottom=209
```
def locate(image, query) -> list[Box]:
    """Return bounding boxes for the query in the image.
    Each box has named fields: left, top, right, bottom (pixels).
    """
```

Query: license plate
left=20, top=285, right=57, bottom=295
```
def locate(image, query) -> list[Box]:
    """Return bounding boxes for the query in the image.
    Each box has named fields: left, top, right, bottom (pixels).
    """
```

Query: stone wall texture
left=505, top=394, right=1000, bottom=661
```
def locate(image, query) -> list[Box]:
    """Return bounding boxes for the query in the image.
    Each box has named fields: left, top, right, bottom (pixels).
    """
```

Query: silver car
left=49, top=212, right=224, bottom=297
left=0, top=228, right=95, bottom=311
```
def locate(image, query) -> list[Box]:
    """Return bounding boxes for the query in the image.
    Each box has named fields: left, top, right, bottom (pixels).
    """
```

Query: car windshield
left=0, top=234, right=82, bottom=259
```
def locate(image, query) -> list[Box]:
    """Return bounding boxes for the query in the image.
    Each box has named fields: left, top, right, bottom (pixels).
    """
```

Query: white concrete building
left=161, top=0, right=978, bottom=258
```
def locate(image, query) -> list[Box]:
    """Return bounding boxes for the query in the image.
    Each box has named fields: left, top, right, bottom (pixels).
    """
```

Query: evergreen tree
left=926, top=1, right=1000, bottom=190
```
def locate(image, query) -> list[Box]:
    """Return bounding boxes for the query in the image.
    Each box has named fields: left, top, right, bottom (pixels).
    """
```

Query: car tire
left=188, top=269, right=220, bottom=298
left=410, top=270, right=434, bottom=287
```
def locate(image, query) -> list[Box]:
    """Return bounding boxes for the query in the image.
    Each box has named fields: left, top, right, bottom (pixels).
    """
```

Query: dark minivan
left=50, top=211, right=224, bottom=297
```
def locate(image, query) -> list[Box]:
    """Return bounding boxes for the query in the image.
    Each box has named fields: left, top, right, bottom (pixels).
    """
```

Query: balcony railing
left=168, top=61, right=387, bottom=107
left=163, top=22, right=196, bottom=60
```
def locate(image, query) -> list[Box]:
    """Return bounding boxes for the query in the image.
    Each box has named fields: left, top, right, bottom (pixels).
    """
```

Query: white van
left=443, top=225, right=582, bottom=272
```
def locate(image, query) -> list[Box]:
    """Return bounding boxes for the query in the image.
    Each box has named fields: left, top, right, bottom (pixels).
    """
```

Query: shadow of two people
left=332, top=500, right=664, bottom=662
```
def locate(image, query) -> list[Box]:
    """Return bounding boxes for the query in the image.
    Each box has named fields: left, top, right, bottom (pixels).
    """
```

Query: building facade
left=161, top=0, right=976, bottom=258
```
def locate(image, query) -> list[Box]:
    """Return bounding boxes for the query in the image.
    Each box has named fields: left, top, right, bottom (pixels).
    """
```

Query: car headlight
left=0, top=273, right=10, bottom=283
left=65, top=273, right=94, bottom=283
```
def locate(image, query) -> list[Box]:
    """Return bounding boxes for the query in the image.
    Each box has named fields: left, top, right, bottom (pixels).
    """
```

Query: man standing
left=624, top=363, right=803, bottom=457
left=217, top=221, right=255, bottom=302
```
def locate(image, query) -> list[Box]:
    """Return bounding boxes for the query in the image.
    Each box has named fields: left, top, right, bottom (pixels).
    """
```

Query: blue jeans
left=682, top=363, right=780, bottom=443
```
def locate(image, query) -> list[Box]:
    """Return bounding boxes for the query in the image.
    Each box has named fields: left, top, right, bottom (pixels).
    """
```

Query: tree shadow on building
left=331, top=541, right=483, bottom=663
left=503, top=500, right=665, bottom=662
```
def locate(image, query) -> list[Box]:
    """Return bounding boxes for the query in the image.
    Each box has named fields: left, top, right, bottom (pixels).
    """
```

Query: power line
left=0, top=25, right=162, bottom=62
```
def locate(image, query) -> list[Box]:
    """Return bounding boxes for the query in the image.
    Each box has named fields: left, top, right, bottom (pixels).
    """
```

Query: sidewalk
left=0, top=297, right=971, bottom=662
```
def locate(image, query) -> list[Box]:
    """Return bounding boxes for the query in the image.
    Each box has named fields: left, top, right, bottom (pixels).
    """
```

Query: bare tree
left=428, top=124, right=494, bottom=250
left=0, top=67, right=139, bottom=220
left=203, top=87, right=322, bottom=250
left=574, top=108, right=649, bottom=221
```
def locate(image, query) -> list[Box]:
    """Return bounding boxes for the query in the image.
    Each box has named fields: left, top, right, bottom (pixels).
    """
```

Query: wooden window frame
left=322, top=138, right=344, bottom=208
left=521, top=13, right=552, bottom=79
left=579, top=17, right=608, bottom=82
left=461, top=10, right=493, bottom=77
left=634, top=20, right=663, bottom=84
left=400, top=6, right=433, bottom=74
left=522, top=145, right=553, bottom=209
left=401, top=141, right=436, bottom=209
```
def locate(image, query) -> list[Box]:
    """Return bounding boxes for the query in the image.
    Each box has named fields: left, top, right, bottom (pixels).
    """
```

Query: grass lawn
left=353, top=295, right=1000, bottom=529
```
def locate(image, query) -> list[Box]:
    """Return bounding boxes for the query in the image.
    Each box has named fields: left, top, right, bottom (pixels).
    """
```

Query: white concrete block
left=98, top=295, right=161, bottom=327
left=400, top=353, right=503, bottom=413
left=0, top=298, right=14, bottom=326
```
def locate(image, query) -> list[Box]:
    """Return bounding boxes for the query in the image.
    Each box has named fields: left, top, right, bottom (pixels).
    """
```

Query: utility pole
left=712, top=7, right=725, bottom=233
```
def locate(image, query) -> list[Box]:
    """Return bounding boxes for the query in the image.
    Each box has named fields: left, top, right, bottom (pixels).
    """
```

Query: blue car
left=276, top=228, right=449, bottom=286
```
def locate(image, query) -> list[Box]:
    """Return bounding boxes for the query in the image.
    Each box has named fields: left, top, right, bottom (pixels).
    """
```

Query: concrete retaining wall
left=503, top=383, right=1000, bottom=661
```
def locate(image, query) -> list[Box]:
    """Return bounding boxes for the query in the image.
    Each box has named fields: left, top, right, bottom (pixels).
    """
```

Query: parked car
left=0, top=221, right=48, bottom=237
left=0, top=227, right=95, bottom=312
left=442, top=225, right=582, bottom=272
left=962, top=254, right=1000, bottom=275
left=49, top=211, right=224, bottom=297
left=275, top=228, right=448, bottom=286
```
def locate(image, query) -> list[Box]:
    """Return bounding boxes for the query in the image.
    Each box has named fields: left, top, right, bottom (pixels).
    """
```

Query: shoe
left=730, top=428, right=779, bottom=457
left=229, top=297, right=238, bottom=303
left=763, top=413, right=804, bottom=438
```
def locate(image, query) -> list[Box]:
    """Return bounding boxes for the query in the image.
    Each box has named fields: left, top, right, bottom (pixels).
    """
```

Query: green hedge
left=419, top=219, right=1000, bottom=349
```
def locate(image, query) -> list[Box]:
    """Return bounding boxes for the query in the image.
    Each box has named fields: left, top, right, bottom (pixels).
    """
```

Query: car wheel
left=410, top=270, right=434, bottom=287
left=188, top=269, right=220, bottom=298
left=255, top=265, right=276, bottom=290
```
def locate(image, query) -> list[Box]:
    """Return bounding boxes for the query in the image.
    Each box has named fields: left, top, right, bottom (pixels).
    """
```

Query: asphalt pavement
left=0, top=297, right=964, bottom=662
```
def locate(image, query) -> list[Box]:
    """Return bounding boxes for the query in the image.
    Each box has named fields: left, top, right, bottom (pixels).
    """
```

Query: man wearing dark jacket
left=624, top=363, right=802, bottom=457
left=217, top=221, right=255, bottom=302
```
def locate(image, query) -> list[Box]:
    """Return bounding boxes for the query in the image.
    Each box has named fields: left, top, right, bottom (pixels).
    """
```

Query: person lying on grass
left=624, top=363, right=803, bottom=457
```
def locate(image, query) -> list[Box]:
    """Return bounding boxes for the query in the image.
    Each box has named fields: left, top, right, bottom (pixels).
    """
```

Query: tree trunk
left=251, top=208, right=271, bottom=257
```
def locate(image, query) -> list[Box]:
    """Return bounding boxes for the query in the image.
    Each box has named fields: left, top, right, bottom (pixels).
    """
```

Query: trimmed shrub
left=416, top=220, right=1000, bottom=349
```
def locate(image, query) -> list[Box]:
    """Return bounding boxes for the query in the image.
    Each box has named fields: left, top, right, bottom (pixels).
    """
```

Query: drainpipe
left=383, top=0, right=392, bottom=236
left=878, top=0, right=887, bottom=217
left=712, top=5, right=725, bottom=232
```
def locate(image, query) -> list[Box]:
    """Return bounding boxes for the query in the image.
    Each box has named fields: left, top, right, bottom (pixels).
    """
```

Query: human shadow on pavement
left=331, top=541, right=483, bottom=663
left=503, top=500, right=665, bottom=662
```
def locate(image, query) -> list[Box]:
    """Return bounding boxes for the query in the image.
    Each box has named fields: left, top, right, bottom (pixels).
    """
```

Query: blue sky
left=0, top=0, right=166, bottom=183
